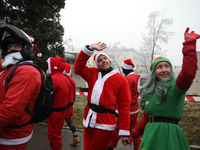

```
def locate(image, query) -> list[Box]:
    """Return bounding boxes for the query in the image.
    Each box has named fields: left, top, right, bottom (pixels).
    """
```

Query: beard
left=2, top=51, right=23, bottom=68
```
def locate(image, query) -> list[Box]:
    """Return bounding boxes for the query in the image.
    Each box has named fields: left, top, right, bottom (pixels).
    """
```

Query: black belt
left=131, top=102, right=138, bottom=106
left=149, top=115, right=179, bottom=124
left=53, top=102, right=74, bottom=112
left=87, top=103, right=115, bottom=114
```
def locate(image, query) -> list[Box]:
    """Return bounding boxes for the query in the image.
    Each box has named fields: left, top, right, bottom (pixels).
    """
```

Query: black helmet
left=0, top=24, right=35, bottom=60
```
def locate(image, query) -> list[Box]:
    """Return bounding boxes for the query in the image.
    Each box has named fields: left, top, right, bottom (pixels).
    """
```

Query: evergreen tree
left=0, top=0, right=66, bottom=70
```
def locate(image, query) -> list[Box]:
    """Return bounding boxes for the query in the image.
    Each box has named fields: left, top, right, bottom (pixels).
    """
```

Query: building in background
left=65, top=49, right=183, bottom=92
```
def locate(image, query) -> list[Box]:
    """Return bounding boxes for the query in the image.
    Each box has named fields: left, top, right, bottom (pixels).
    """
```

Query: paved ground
left=26, top=123, right=200, bottom=150
left=25, top=123, right=134, bottom=150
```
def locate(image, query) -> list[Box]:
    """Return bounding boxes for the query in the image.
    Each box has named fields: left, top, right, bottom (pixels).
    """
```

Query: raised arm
left=176, top=27, right=200, bottom=90
left=74, top=42, right=107, bottom=81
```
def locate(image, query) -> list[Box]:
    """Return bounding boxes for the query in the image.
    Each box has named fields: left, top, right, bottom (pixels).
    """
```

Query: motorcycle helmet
left=0, top=24, right=35, bottom=60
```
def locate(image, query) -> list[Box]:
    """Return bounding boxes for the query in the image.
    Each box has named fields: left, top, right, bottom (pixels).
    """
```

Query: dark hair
left=122, top=68, right=133, bottom=76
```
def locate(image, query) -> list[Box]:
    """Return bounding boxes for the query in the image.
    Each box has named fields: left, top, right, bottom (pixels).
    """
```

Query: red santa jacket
left=46, top=56, right=70, bottom=110
left=125, top=72, right=141, bottom=113
left=74, top=46, right=131, bottom=136
left=65, top=76, right=76, bottom=118
left=0, top=63, right=41, bottom=145
left=67, top=76, right=76, bottom=105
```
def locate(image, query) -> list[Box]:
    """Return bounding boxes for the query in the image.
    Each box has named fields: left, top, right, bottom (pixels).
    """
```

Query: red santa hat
left=63, top=63, right=71, bottom=76
left=121, top=59, right=136, bottom=71
left=93, top=52, right=111, bottom=68
left=46, top=56, right=66, bottom=75
left=28, top=35, right=42, bottom=57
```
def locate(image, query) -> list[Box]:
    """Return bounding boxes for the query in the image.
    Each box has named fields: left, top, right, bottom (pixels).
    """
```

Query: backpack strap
left=4, top=62, right=43, bottom=85
left=6, top=121, right=31, bottom=128
left=15, top=62, right=45, bottom=117
left=3, top=63, right=21, bottom=86
left=6, top=106, right=34, bottom=128
left=4, top=62, right=43, bottom=128
left=66, top=77, right=74, bottom=87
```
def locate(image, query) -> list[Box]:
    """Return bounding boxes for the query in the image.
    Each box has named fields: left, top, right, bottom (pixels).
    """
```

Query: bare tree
left=140, top=10, right=174, bottom=71
left=140, top=44, right=151, bottom=74
left=63, top=36, right=75, bottom=51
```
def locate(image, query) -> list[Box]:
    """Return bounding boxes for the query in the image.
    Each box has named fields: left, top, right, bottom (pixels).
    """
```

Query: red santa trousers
left=84, top=127, right=113, bottom=150
left=48, top=111, right=67, bottom=150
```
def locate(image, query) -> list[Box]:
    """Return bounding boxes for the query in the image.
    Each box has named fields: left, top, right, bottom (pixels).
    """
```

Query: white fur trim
left=67, top=69, right=71, bottom=76
left=0, top=131, right=33, bottom=145
left=137, top=77, right=142, bottom=93
left=63, top=70, right=67, bottom=76
left=83, top=69, right=119, bottom=130
left=130, top=109, right=139, bottom=114
left=37, top=53, right=42, bottom=57
left=46, top=58, right=51, bottom=75
left=94, top=52, right=111, bottom=68
left=93, top=123, right=116, bottom=131
left=83, top=109, right=93, bottom=128
left=119, top=130, right=130, bottom=136
left=82, top=46, right=94, bottom=56
left=2, top=52, right=23, bottom=68
left=121, top=62, right=136, bottom=71
left=63, top=69, right=71, bottom=76
left=115, top=110, right=118, bottom=114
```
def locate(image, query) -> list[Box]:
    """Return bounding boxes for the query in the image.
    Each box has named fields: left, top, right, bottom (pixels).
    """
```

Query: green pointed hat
left=150, top=56, right=172, bottom=71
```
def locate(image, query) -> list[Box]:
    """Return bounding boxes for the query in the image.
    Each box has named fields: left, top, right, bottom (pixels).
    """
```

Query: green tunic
left=139, top=80, right=190, bottom=150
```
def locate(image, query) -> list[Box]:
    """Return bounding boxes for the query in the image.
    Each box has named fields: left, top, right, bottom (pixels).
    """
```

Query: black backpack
left=4, top=62, right=54, bottom=125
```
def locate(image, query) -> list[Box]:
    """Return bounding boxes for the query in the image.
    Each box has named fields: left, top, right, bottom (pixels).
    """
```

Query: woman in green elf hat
left=130, top=27, right=200, bottom=150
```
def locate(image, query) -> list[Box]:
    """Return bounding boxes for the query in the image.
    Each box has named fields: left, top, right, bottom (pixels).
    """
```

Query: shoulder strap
left=66, top=76, right=74, bottom=87
left=4, top=62, right=43, bottom=85
left=4, top=63, right=20, bottom=85
left=4, top=62, right=43, bottom=128
left=5, top=62, right=46, bottom=118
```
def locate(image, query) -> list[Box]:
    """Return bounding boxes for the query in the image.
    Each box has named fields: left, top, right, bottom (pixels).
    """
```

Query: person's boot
left=70, top=136, right=80, bottom=146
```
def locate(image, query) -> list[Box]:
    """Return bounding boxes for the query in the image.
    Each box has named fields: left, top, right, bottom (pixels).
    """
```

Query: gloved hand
left=183, top=27, right=200, bottom=45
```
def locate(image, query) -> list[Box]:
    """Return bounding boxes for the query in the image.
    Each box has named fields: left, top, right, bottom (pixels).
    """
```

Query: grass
left=180, top=102, right=200, bottom=146
left=63, top=95, right=87, bottom=129
left=63, top=95, right=200, bottom=146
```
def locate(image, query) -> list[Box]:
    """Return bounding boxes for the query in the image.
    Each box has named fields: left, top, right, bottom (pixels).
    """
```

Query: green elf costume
left=130, top=27, right=200, bottom=150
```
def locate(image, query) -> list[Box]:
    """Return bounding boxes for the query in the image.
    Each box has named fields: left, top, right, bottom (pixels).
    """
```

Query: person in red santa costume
left=74, top=42, right=131, bottom=150
left=0, top=24, right=42, bottom=150
left=107, top=59, right=141, bottom=150
left=63, top=63, right=80, bottom=146
left=46, top=56, right=70, bottom=150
